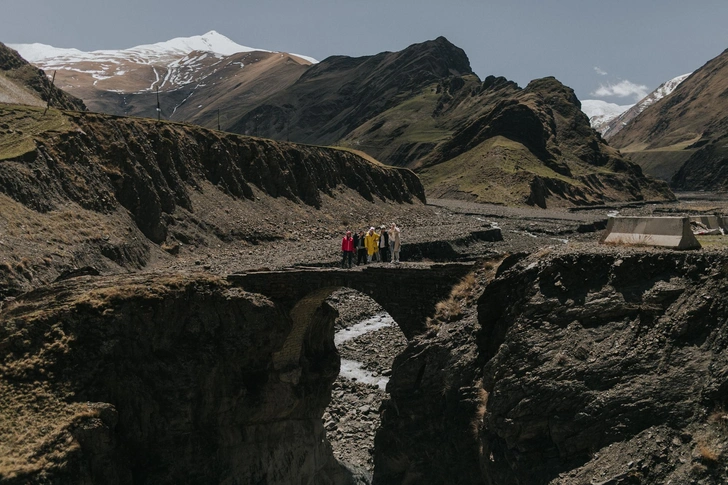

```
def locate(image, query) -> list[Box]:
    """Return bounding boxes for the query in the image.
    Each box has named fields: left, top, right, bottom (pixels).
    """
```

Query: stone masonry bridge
left=227, top=263, right=475, bottom=374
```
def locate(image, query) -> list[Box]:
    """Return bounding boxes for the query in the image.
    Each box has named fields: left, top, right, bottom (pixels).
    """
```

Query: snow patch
left=581, top=99, right=633, bottom=131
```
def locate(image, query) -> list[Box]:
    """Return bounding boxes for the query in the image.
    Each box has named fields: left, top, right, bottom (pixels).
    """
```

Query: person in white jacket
left=388, top=223, right=401, bottom=263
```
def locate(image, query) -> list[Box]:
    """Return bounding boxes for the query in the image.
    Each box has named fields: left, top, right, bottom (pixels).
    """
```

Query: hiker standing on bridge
left=355, top=230, right=367, bottom=265
left=365, top=227, right=379, bottom=263
left=341, top=231, right=355, bottom=268
left=389, top=223, right=401, bottom=263
left=379, top=225, right=390, bottom=262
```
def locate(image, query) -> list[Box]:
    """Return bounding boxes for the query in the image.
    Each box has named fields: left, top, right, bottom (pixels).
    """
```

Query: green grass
left=696, top=235, right=728, bottom=249
left=0, top=105, right=70, bottom=160
left=418, top=136, right=559, bottom=204
left=343, top=83, right=453, bottom=147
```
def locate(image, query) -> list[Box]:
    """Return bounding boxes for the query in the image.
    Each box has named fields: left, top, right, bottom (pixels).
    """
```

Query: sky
left=3, top=0, right=728, bottom=105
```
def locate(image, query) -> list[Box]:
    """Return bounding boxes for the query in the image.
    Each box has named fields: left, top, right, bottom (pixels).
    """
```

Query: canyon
left=1, top=31, right=727, bottom=485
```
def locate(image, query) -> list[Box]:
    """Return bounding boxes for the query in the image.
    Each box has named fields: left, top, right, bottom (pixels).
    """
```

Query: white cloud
left=594, top=66, right=608, bottom=76
left=592, top=80, right=649, bottom=101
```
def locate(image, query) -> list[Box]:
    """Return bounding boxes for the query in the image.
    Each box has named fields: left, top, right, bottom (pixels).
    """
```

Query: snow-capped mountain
left=580, top=100, right=633, bottom=134
left=9, top=31, right=317, bottom=94
left=581, top=73, right=692, bottom=137
left=597, top=73, right=692, bottom=139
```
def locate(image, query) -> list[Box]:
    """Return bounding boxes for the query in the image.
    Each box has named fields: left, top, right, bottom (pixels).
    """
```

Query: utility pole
left=42, top=71, right=56, bottom=117
left=156, top=86, right=161, bottom=122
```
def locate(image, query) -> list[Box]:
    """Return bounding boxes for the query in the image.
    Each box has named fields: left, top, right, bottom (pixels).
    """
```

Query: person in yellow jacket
left=364, top=227, right=380, bottom=263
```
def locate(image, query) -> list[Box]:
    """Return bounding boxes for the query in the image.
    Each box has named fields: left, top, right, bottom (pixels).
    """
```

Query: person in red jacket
left=341, top=230, right=355, bottom=268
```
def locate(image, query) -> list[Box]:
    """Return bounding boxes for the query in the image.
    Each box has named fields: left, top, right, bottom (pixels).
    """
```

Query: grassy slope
left=0, top=105, right=70, bottom=160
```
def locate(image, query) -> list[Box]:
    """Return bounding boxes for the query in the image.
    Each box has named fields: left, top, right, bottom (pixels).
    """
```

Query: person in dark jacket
left=355, top=230, right=367, bottom=265
left=378, top=225, right=390, bottom=262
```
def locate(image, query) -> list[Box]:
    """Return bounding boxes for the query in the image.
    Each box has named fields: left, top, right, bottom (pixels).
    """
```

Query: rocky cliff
left=0, top=42, right=86, bottom=111
left=0, top=273, right=360, bottom=484
left=375, top=249, right=728, bottom=484
left=416, top=77, right=674, bottom=207
left=0, top=105, right=425, bottom=297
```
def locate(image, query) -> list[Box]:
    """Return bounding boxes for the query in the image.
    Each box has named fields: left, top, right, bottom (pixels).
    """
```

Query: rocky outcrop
left=4, top=110, right=424, bottom=241
left=375, top=250, right=728, bottom=484
left=0, top=42, right=86, bottom=110
left=417, top=77, right=674, bottom=207
left=0, top=106, right=424, bottom=296
left=0, top=273, right=360, bottom=484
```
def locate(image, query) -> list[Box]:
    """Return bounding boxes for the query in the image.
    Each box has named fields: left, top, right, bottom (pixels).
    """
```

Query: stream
left=334, top=312, right=394, bottom=390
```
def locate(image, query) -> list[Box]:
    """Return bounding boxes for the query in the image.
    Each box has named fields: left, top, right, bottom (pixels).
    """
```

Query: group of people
left=341, top=223, right=401, bottom=268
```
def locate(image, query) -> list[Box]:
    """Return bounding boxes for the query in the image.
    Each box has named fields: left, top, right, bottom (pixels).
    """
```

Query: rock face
left=0, top=273, right=355, bottom=484
left=375, top=250, right=728, bottom=484
left=0, top=42, right=86, bottom=110
left=0, top=106, right=424, bottom=297
left=416, top=77, right=674, bottom=207
left=230, top=36, right=473, bottom=146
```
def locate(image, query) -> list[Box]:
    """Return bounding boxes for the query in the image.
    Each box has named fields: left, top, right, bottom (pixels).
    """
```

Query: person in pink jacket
left=341, top=230, right=355, bottom=268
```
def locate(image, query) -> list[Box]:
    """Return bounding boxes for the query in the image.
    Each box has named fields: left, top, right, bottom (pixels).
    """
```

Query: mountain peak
left=399, top=36, right=473, bottom=76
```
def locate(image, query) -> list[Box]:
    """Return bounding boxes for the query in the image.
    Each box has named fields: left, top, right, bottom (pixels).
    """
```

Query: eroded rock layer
left=375, top=250, right=728, bottom=484
left=0, top=105, right=424, bottom=296
left=0, top=273, right=354, bottom=484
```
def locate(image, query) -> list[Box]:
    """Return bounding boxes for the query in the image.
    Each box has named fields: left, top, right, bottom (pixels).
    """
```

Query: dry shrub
left=451, top=273, right=477, bottom=301
left=708, top=408, right=728, bottom=435
left=434, top=298, right=462, bottom=322
left=534, top=247, right=552, bottom=259
left=697, top=441, right=720, bottom=465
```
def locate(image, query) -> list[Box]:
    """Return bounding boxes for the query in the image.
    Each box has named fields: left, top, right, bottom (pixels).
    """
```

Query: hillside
left=14, top=34, right=674, bottom=208
left=0, top=43, right=85, bottom=110
left=414, top=77, right=673, bottom=207
left=609, top=48, right=728, bottom=187
left=0, top=104, right=424, bottom=297
left=228, top=40, right=672, bottom=207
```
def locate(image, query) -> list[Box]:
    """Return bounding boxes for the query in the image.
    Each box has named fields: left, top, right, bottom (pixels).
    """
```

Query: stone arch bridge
left=227, top=263, right=475, bottom=373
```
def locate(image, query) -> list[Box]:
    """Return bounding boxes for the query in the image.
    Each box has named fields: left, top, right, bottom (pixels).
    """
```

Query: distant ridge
left=610, top=47, right=728, bottom=189
left=9, top=31, right=317, bottom=94
left=10, top=33, right=673, bottom=208
left=601, top=72, right=691, bottom=140
left=580, top=100, right=632, bottom=134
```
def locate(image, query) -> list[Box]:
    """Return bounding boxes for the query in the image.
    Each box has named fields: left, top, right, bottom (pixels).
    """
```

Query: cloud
left=594, top=66, right=608, bottom=76
left=592, top=80, right=649, bottom=101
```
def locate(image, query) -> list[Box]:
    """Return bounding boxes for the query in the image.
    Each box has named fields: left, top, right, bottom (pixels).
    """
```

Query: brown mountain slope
left=226, top=39, right=671, bottom=207
left=229, top=36, right=473, bottom=145
left=78, top=50, right=311, bottom=127
left=609, top=48, right=728, bottom=187
left=15, top=36, right=673, bottom=207
left=0, top=43, right=86, bottom=110
left=415, top=77, right=673, bottom=207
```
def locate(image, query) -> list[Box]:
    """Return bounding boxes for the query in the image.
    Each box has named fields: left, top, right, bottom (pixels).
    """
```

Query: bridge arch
left=227, top=263, right=475, bottom=375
